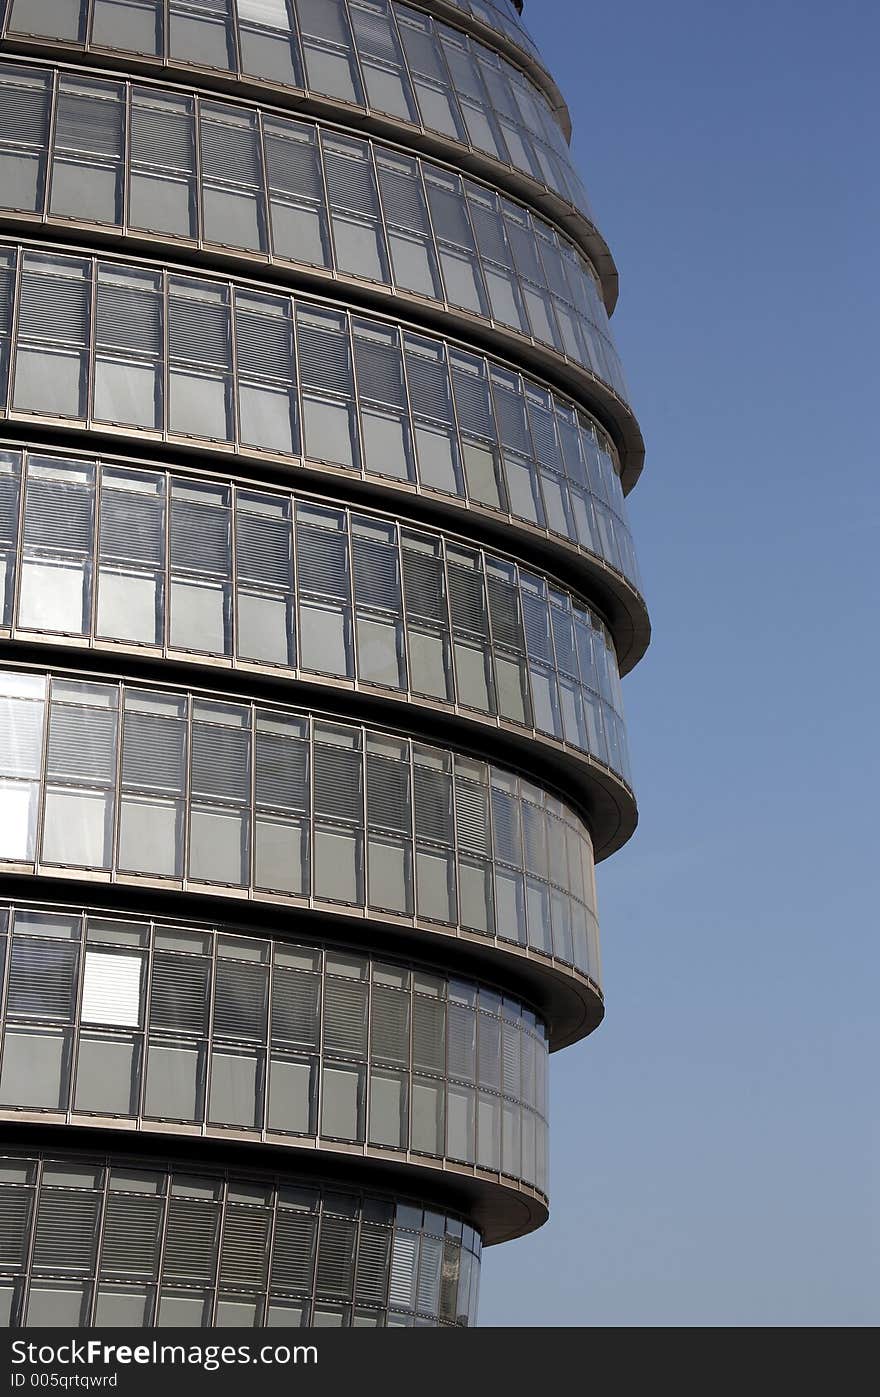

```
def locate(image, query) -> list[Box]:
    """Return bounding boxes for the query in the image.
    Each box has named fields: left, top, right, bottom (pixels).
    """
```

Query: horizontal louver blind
left=477, top=1011, right=501, bottom=1087
left=494, top=384, right=531, bottom=453
left=520, top=590, right=553, bottom=662
left=0, top=699, right=43, bottom=777
left=455, top=777, right=489, bottom=856
left=131, top=101, right=195, bottom=172
left=163, top=1198, right=219, bottom=1280
left=487, top=575, right=524, bottom=651
left=295, top=522, right=349, bottom=598
left=354, top=1221, right=390, bottom=1303
left=447, top=561, right=487, bottom=635
left=236, top=509, right=292, bottom=587
left=502, top=1022, right=521, bottom=1097
left=439, top=1238, right=460, bottom=1321
left=353, top=335, right=406, bottom=406
left=426, top=182, right=473, bottom=248
left=0, top=74, right=49, bottom=146
left=81, top=950, right=142, bottom=1026
left=255, top=732, right=308, bottom=810
left=55, top=88, right=123, bottom=156
left=0, top=469, right=19, bottom=545
left=0, top=1186, right=32, bottom=1268
left=352, top=533, right=400, bottom=611
left=366, top=754, right=409, bottom=832
left=370, top=984, right=409, bottom=1064
left=413, top=765, right=452, bottom=844
left=416, top=1232, right=443, bottom=1314
left=377, top=165, right=429, bottom=234
left=123, top=712, right=186, bottom=793
left=270, top=1210, right=317, bottom=1290
left=349, top=5, right=399, bottom=63
left=24, top=476, right=93, bottom=552
left=265, top=128, right=323, bottom=199
left=149, top=953, right=211, bottom=1036
left=47, top=704, right=117, bottom=783
left=452, top=368, right=493, bottom=439
left=404, top=349, right=452, bottom=421
left=100, top=488, right=163, bottom=564
left=190, top=722, right=250, bottom=803
left=491, top=788, right=521, bottom=864
left=170, top=497, right=230, bottom=573
left=213, top=959, right=268, bottom=1039
left=201, top=119, right=261, bottom=185
left=18, top=267, right=89, bottom=344
left=469, top=203, right=510, bottom=267
left=168, top=294, right=230, bottom=367
left=522, top=804, right=547, bottom=876
left=315, top=1215, right=356, bottom=1298
left=388, top=1230, right=418, bottom=1307
left=401, top=546, right=446, bottom=623
left=448, top=1002, right=476, bottom=1079
left=322, top=977, right=367, bottom=1057
left=527, top=399, right=560, bottom=468
left=97, top=282, right=161, bottom=354
left=297, top=322, right=353, bottom=397
left=551, top=609, right=577, bottom=676
left=32, top=1192, right=99, bottom=1272
left=236, top=308, right=294, bottom=382
left=219, top=1205, right=270, bottom=1286
left=313, top=743, right=361, bottom=820
left=7, top=938, right=78, bottom=1019
left=412, top=995, right=445, bottom=1073
left=323, top=148, right=377, bottom=214
left=100, top=1194, right=162, bottom=1276
left=271, top=968, right=319, bottom=1047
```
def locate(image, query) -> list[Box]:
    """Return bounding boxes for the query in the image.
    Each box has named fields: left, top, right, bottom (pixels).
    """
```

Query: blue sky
left=480, top=0, right=878, bottom=1325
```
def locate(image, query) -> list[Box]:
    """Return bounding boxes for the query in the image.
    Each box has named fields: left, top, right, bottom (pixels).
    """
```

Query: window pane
left=268, top=1057, right=314, bottom=1134
left=144, top=1041, right=201, bottom=1120
left=130, top=173, right=193, bottom=237
left=299, top=601, right=350, bottom=676
left=0, top=782, right=39, bottom=861
left=369, top=1070, right=406, bottom=1149
left=0, top=1028, right=69, bottom=1109
left=169, top=371, right=229, bottom=439
left=189, top=807, right=248, bottom=885
left=208, top=1049, right=261, bottom=1129
left=239, top=384, right=296, bottom=454
left=314, top=826, right=361, bottom=903
left=18, top=558, right=89, bottom=634
left=42, top=789, right=112, bottom=868
left=119, top=796, right=182, bottom=878
left=170, top=578, right=229, bottom=654
left=25, top=1281, right=89, bottom=1327
left=15, top=347, right=85, bottom=417
left=321, top=1064, right=362, bottom=1140
left=411, top=1077, right=443, bottom=1155
left=94, top=358, right=159, bottom=429
left=238, top=590, right=292, bottom=666
left=97, top=567, right=161, bottom=646
left=255, top=817, right=307, bottom=895
left=73, top=1034, right=138, bottom=1115
left=95, top=1285, right=153, bottom=1326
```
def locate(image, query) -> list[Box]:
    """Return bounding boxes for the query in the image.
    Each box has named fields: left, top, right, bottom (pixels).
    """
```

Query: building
left=0, top=0, right=648, bottom=1328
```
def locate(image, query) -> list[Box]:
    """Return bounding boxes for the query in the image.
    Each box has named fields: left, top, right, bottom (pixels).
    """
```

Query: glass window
left=14, top=255, right=90, bottom=419
left=369, top=1070, right=407, bottom=1149
left=268, top=1056, right=315, bottom=1134
left=0, top=1028, right=70, bottom=1110
left=9, top=0, right=86, bottom=41
left=208, top=1048, right=262, bottom=1129
left=321, top=1063, right=363, bottom=1141
left=51, top=77, right=124, bottom=225
left=0, top=66, right=51, bottom=213
left=73, top=1033, right=139, bottom=1115
left=168, top=278, right=232, bottom=440
left=144, top=1040, right=203, bottom=1120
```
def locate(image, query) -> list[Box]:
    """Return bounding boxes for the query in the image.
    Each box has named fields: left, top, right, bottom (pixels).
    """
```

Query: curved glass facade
left=0, top=903, right=549, bottom=1192
left=0, top=250, right=640, bottom=590
left=0, top=1147, right=482, bottom=1327
left=0, top=0, right=648, bottom=1328
left=0, top=670, right=601, bottom=983
left=0, top=454, right=630, bottom=783
left=0, top=82, right=625, bottom=398
left=0, top=3, right=591, bottom=227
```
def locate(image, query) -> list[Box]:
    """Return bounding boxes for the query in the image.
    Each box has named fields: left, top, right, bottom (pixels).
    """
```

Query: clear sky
left=480, top=0, right=879, bottom=1325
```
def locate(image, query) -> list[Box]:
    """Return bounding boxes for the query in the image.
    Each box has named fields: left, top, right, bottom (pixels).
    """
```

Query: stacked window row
left=0, top=68, right=620, bottom=395
left=0, top=1149, right=481, bottom=1327
left=429, top=0, right=542, bottom=65
left=0, top=0, right=589, bottom=226
left=0, top=672, right=602, bottom=981
left=0, top=452, right=630, bottom=779
left=0, top=906, right=549, bottom=1192
left=0, top=251, right=639, bottom=590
